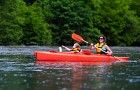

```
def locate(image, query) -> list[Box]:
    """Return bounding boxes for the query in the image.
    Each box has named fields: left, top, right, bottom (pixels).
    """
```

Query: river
left=0, top=46, right=139, bottom=90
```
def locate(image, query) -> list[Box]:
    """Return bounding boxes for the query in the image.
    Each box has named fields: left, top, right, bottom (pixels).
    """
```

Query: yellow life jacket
left=95, top=43, right=106, bottom=54
left=71, top=47, right=81, bottom=52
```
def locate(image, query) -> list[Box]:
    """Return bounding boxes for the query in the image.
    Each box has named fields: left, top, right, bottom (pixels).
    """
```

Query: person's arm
left=62, top=45, right=71, bottom=51
left=89, top=43, right=96, bottom=49
left=105, top=45, right=113, bottom=55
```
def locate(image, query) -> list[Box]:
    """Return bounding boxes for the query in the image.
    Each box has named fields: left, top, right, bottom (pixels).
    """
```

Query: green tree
left=0, top=0, right=139, bottom=46
left=0, top=0, right=24, bottom=45
left=130, top=0, right=140, bottom=45
left=89, top=0, right=140, bottom=45
left=41, top=0, right=98, bottom=45
left=21, top=2, right=52, bottom=45
left=0, top=0, right=52, bottom=45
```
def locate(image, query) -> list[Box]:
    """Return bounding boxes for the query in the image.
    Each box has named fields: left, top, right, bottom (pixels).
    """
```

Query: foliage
left=130, top=0, right=140, bottom=45
left=0, top=0, right=52, bottom=45
left=89, top=0, right=140, bottom=45
left=0, top=0, right=24, bottom=45
left=21, top=2, right=52, bottom=45
left=41, top=0, right=97, bottom=45
left=0, top=0, right=139, bottom=46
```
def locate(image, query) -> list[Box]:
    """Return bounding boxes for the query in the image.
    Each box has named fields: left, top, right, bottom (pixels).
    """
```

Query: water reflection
left=35, top=62, right=115, bottom=90
left=0, top=59, right=140, bottom=90
left=0, top=46, right=139, bottom=90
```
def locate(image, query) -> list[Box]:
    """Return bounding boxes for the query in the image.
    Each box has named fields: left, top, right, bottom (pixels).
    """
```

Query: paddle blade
left=71, top=33, right=84, bottom=43
left=71, top=33, right=88, bottom=43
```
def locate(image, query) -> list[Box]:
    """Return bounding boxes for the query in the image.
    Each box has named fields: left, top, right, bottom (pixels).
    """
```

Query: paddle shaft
left=82, top=39, right=89, bottom=44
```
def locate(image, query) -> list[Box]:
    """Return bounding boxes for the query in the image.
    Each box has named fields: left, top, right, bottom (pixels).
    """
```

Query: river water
left=0, top=46, right=139, bottom=90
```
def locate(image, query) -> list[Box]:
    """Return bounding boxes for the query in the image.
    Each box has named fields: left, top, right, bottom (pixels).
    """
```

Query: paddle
left=71, top=33, right=112, bottom=55
left=71, top=33, right=89, bottom=44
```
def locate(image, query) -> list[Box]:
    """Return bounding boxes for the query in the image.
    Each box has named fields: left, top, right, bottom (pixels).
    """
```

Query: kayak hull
left=34, top=51, right=129, bottom=62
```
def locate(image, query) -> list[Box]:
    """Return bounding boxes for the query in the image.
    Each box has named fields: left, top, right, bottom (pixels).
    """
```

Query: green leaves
left=0, top=0, right=139, bottom=46
left=0, top=0, right=52, bottom=45
left=90, top=0, right=140, bottom=45
left=0, top=0, right=23, bottom=45
left=42, top=0, right=93, bottom=45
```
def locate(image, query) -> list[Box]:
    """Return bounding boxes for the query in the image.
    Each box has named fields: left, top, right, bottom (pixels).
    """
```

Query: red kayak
left=34, top=50, right=129, bottom=62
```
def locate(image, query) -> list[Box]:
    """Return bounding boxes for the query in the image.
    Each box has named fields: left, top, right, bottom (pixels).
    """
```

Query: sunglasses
left=99, top=37, right=104, bottom=39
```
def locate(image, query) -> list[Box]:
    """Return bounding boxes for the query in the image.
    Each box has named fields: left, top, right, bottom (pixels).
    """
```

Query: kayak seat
left=82, top=49, right=92, bottom=55
left=49, top=50, right=58, bottom=53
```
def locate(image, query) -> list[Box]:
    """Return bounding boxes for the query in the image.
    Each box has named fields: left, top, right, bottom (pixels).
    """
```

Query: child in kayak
left=61, top=43, right=81, bottom=52
left=90, top=36, right=113, bottom=55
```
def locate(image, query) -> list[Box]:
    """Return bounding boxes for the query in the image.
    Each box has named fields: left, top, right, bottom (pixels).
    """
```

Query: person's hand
left=89, top=43, right=94, bottom=49
left=90, top=43, right=94, bottom=46
left=61, top=45, right=65, bottom=48
left=106, top=51, right=112, bottom=55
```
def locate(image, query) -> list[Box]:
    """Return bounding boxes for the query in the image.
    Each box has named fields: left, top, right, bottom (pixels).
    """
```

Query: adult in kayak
left=62, top=42, right=81, bottom=52
left=90, top=36, right=113, bottom=55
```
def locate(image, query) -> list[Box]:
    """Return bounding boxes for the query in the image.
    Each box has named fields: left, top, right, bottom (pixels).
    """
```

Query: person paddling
left=62, top=43, right=81, bottom=52
left=90, top=36, right=113, bottom=55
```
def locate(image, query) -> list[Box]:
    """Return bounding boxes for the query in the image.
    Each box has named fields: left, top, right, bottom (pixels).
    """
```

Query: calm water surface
left=0, top=46, right=140, bottom=90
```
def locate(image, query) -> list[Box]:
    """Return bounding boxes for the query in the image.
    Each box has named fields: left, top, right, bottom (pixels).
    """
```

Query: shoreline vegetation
left=0, top=0, right=140, bottom=46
